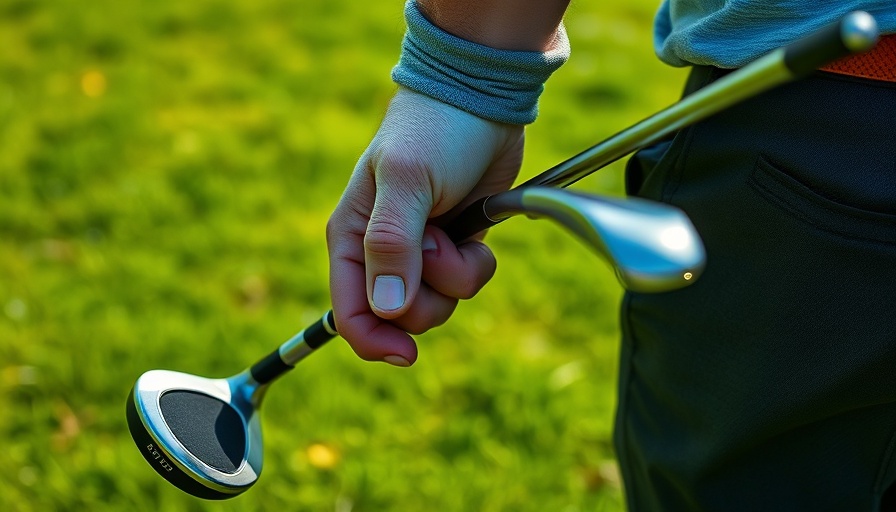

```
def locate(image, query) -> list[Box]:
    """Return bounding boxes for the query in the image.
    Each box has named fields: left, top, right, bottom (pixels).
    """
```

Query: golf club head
left=520, top=188, right=705, bottom=292
left=126, top=369, right=265, bottom=499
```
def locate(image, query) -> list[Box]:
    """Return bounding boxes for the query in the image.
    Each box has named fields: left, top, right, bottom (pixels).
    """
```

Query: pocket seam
left=748, top=156, right=896, bottom=244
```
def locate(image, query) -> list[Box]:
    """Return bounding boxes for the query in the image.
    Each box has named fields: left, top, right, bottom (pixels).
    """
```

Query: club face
left=126, top=369, right=264, bottom=499
left=521, top=188, right=706, bottom=292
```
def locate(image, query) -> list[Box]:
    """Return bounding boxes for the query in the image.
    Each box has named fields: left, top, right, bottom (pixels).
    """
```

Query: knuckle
left=377, top=149, right=424, bottom=177
left=403, top=322, right=429, bottom=336
left=401, top=302, right=456, bottom=334
left=326, top=200, right=369, bottom=249
left=453, top=276, right=482, bottom=300
left=365, top=218, right=416, bottom=255
left=453, top=245, right=496, bottom=299
left=325, top=214, right=340, bottom=247
left=373, top=147, right=436, bottom=191
left=333, top=313, right=382, bottom=362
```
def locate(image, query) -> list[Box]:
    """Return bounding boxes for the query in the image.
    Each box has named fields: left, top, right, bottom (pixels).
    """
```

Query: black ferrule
left=305, top=311, right=336, bottom=349
left=443, top=196, right=502, bottom=242
left=249, top=348, right=293, bottom=384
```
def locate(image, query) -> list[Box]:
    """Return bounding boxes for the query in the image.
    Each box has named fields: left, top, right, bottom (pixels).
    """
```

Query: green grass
left=0, top=1, right=686, bottom=510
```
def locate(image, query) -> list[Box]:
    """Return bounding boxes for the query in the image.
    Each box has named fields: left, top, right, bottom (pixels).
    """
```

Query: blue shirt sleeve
left=391, top=0, right=570, bottom=125
left=655, top=0, right=896, bottom=68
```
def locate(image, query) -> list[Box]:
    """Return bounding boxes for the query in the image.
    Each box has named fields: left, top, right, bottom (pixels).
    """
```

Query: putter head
left=126, top=369, right=265, bottom=499
left=521, top=188, right=706, bottom=292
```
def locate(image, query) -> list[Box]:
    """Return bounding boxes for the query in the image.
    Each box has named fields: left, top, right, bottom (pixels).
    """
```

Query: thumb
left=364, top=166, right=432, bottom=319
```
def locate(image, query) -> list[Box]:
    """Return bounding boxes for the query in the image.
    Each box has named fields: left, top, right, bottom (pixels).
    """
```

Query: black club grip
left=783, top=11, right=879, bottom=76
left=441, top=196, right=502, bottom=243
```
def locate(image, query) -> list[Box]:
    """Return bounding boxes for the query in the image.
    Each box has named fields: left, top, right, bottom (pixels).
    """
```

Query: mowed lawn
left=0, top=1, right=686, bottom=510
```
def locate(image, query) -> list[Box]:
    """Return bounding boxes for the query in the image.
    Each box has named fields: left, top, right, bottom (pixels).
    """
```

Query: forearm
left=417, top=0, right=571, bottom=51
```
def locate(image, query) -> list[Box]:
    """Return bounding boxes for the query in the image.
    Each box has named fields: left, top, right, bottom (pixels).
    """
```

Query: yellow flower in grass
left=306, top=443, right=340, bottom=469
left=81, top=70, right=107, bottom=98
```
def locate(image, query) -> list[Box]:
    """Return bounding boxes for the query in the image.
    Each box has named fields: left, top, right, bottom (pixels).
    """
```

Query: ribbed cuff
left=391, top=0, right=570, bottom=125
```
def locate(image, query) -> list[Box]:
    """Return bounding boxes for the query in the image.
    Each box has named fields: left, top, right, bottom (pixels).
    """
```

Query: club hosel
left=229, top=370, right=271, bottom=410
left=248, top=311, right=337, bottom=385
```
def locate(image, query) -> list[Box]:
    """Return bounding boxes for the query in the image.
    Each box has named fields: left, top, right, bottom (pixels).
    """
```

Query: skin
left=416, top=0, right=570, bottom=52
left=326, top=0, right=571, bottom=366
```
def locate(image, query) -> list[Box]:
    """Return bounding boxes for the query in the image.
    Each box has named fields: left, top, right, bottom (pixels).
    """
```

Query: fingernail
left=422, top=232, right=437, bottom=253
left=373, top=275, right=405, bottom=311
left=384, top=355, right=411, bottom=367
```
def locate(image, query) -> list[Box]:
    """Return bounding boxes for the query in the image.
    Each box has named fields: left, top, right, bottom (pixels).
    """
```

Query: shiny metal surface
left=517, top=188, right=705, bottom=293
left=841, top=11, right=879, bottom=52
left=278, top=331, right=315, bottom=367
left=132, top=369, right=266, bottom=494
left=279, top=311, right=337, bottom=366
left=523, top=50, right=791, bottom=190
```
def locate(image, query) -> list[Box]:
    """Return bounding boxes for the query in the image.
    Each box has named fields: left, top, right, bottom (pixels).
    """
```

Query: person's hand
left=327, top=86, right=524, bottom=366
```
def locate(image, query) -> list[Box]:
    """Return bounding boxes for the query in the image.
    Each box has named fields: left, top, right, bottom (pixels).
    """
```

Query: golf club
left=127, top=185, right=702, bottom=499
left=485, top=187, right=705, bottom=293
left=127, top=12, right=879, bottom=500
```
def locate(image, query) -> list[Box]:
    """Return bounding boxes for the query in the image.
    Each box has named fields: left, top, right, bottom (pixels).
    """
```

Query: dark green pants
left=617, top=67, right=896, bottom=511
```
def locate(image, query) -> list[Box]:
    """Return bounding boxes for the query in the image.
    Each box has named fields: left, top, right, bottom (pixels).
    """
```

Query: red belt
left=820, top=33, right=896, bottom=82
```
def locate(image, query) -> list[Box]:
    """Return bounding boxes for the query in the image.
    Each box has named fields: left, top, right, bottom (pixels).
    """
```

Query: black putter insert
left=159, top=390, right=247, bottom=473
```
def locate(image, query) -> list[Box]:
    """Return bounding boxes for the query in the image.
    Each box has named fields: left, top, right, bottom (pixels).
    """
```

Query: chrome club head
left=127, top=313, right=336, bottom=500
left=126, top=369, right=268, bottom=499
left=514, top=187, right=705, bottom=292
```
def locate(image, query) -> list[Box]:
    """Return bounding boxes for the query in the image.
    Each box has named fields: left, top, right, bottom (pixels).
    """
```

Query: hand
left=327, top=86, right=524, bottom=366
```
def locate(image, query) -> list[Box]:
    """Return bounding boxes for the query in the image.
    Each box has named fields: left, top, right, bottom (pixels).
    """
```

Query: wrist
left=391, top=0, right=570, bottom=125
left=416, top=0, right=569, bottom=52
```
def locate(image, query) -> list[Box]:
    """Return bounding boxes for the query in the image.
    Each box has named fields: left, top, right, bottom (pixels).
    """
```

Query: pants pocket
left=749, top=155, right=896, bottom=244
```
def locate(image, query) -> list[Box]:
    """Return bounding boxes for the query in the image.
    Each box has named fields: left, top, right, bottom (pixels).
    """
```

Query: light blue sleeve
left=655, top=0, right=896, bottom=68
left=391, top=0, right=570, bottom=125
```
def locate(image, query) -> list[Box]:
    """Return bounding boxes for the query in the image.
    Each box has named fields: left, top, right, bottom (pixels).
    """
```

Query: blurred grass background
left=0, top=0, right=686, bottom=510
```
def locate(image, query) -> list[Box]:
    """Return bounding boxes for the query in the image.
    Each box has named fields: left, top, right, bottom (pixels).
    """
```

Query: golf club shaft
left=525, top=11, right=878, bottom=190
left=248, top=12, right=878, bottom=384
left=445, top=11, right=879, bottom=239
